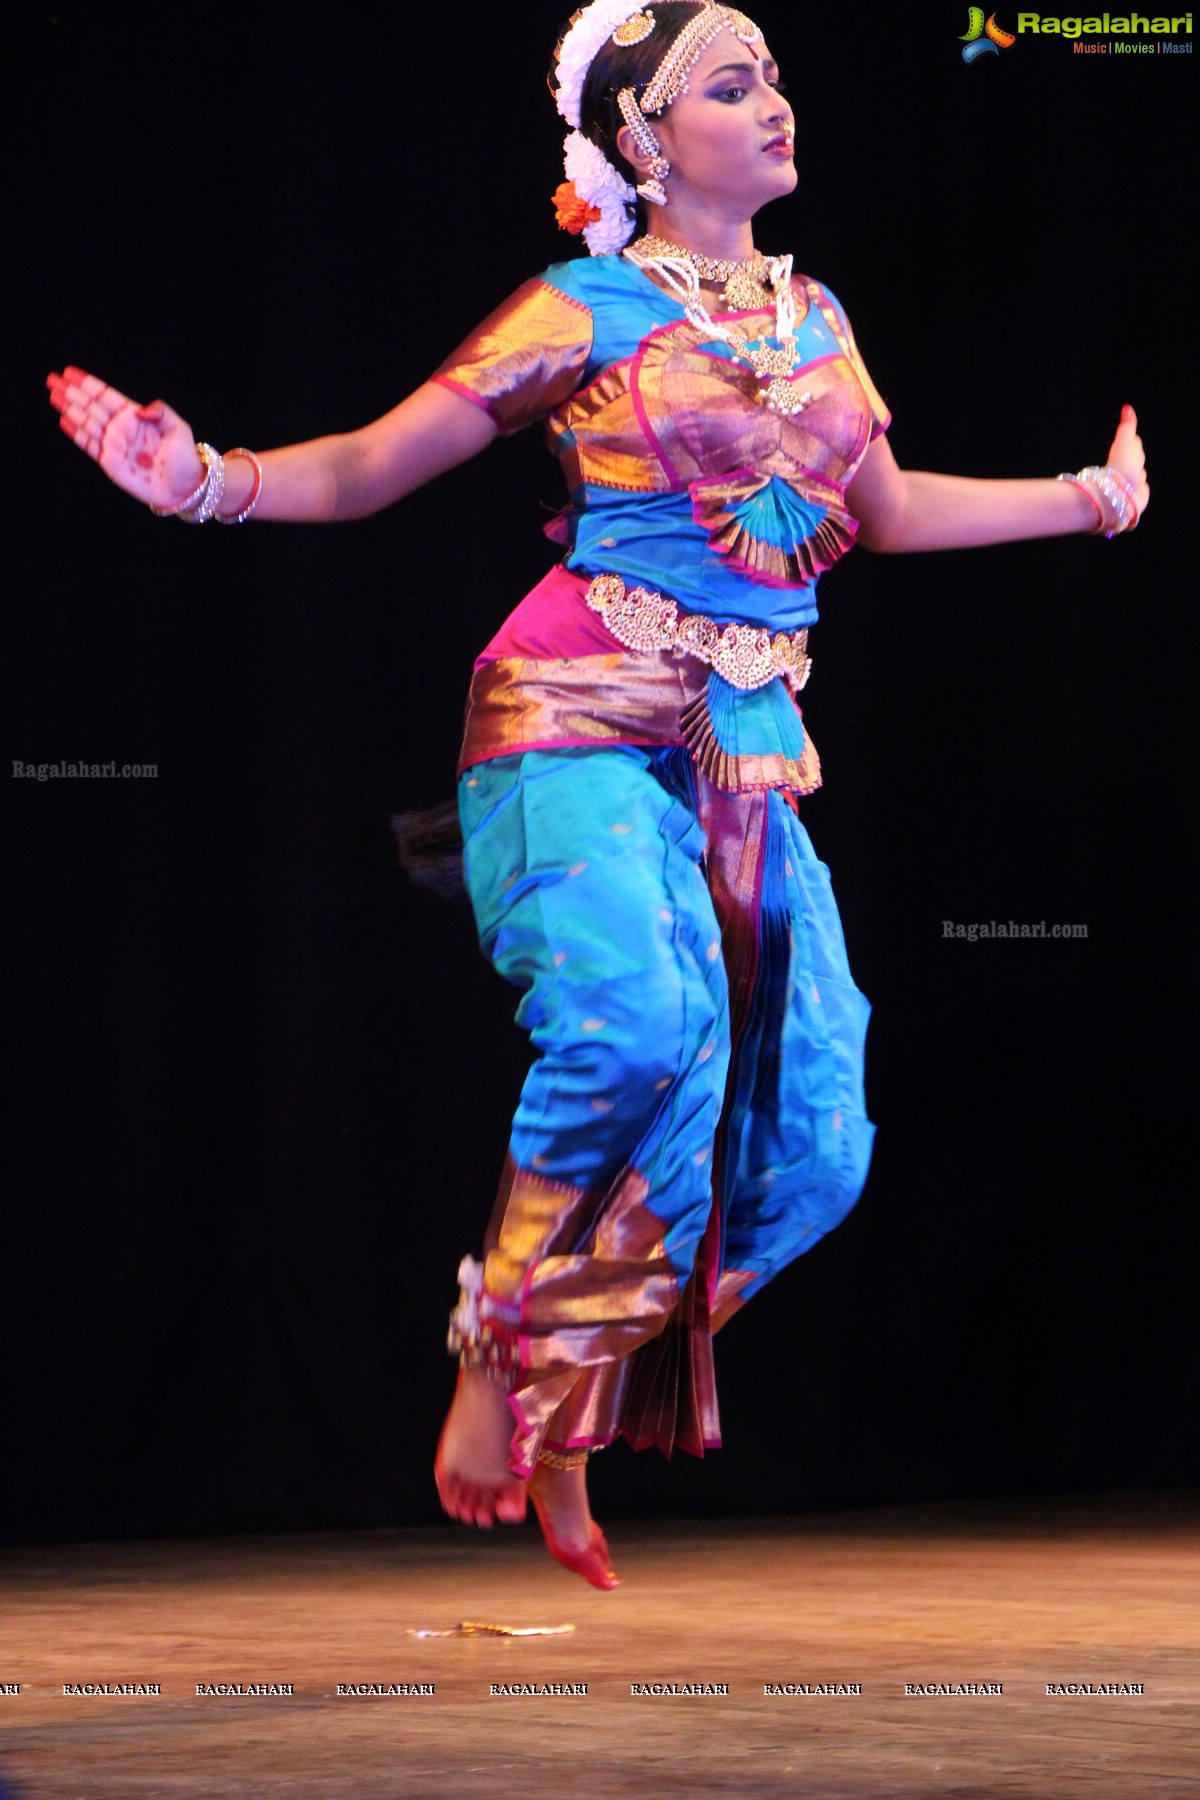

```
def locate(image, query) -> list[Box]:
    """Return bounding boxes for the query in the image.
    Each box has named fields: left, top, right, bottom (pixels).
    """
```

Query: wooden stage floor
left=1, top=1492, right=1196, bottom=1799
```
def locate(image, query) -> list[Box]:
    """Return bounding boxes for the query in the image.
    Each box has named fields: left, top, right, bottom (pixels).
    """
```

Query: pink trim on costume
left=430, top=373, right=498, bottom=419
left=505, top=1388, right=537, bottom=1480
left=537, top=1417, right=724, bottom=1456
left=621, top=1427, right=723, bottom=1456
left=715, top=281, right=813, bottom=329
left=787, top=460, right=850, bottom=493
left=691, top=459, right=849, bottom=498
left=472, top=563, right=628, bottom=669
left=532, top=279, right=593, bottom=317
left=695, top=548, right=799, bottom=592
left=786, top=349, right=843, bottom=379
left=518, top=1260, right=538, bottom=1352
left=466, top=734, right=665, bottom=765
left=504, top=1261, right=542, bottom=1479
left=685, top=520, right=800, bottom=591
left=687, top=463, right=854, bottom=590
left=711, top=305, right=781, bottom=323
left=628, top=342, right=683, bottom=489
left=695, top=461, right=758, bottom=487
left=689, top=345, right=846, bottom=385
left=869, top=413, right=892, bottom=439
left=548, top=1429, right=724, bottom=1454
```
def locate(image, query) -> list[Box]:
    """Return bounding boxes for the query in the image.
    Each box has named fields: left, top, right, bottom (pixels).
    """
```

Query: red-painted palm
left=46, top=367, right=204, bottom=510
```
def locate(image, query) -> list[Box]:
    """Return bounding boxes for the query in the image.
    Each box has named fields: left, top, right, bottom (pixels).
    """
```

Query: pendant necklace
left=631, top=233, right=775, bottom=313
left=624, top=238, right=813, bottom=417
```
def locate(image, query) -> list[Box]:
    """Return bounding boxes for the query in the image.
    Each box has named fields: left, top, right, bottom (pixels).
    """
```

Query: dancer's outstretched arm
left=46, top=368, right=499, bottom=522
left=847, top=406, right=1148, bottom=552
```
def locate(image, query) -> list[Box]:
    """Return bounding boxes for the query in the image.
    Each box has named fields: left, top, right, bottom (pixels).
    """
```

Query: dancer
left=48, top=1, right=1147, bottom=1590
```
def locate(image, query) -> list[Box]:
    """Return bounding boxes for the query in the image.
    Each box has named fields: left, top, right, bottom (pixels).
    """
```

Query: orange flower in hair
left=552, top=180, right=602, bottom=234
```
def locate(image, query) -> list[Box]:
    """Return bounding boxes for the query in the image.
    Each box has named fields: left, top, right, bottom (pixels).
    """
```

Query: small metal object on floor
left=409, top=1621, right=576, bottom=1637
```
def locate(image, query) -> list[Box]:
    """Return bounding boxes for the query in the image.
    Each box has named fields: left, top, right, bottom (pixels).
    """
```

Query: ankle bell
left=446, top=1255, right=521, bottom=1384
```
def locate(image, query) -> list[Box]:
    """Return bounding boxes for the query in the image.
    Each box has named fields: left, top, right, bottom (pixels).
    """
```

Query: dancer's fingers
left=52, top=375, right=130, bottom=458
left=449, top=1481, right=484, bottom=1528
left=441, top=1477, right=473, bottom=1526
left=57, top=369, right=133, bottom=423
left=59, top=410, right=102, bottom=457
left=495, top=1483, right=527, bottom=1524
left=471, top=1491, right=496, bottom=1529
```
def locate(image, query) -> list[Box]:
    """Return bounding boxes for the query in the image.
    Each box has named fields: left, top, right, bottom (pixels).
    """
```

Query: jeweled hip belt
left=584, top=573, right=812, bottom=693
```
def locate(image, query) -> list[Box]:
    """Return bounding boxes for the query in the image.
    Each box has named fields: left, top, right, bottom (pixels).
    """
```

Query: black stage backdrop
left=3, top=3, right=1197, bottom=1545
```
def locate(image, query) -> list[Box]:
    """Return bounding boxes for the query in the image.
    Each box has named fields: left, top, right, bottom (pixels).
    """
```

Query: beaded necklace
left=623, top=238, right=812, bottom=417
left=631, top=233, right=775, bottom=312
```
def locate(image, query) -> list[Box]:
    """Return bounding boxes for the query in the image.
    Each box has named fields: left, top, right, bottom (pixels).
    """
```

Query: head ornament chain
left=636, top=4, right=761, bottom=115
left=552, top=0, right=763, bottom=254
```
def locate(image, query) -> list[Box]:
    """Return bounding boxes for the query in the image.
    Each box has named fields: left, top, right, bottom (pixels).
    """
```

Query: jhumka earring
left=617, top=87, right=670, bottom=205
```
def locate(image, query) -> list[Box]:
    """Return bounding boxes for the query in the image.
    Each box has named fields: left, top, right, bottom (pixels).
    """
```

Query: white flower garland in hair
left=553, top=0, right=655, bottom=128
left=553, top=0, right=663, bottom=255
left=563, top=129, right=638, bottom=255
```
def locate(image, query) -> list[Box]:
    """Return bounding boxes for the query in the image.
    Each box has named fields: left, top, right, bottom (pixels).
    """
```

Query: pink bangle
left=1056, top=465, right=1140, bottom=538
left=1104, top=467, right=1140, bottom=513
left=215, top=448, right=263, bottom=524
left=1057, top=473, right=1106, bottom=534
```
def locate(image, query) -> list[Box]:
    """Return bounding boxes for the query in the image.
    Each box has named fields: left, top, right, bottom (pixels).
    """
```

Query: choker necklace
left=624, top=240, right=811, bottom=417
left=631, top=235, right=775, bottom=314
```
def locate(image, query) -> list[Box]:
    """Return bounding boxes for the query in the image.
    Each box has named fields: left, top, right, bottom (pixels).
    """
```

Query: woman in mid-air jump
left=49, top=1, right=1147, bottom=1589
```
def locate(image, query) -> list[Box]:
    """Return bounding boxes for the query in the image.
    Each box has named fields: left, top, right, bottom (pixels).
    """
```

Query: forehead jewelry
left=639, top=3, right=762, bottom=116
left=550, top=1, right=762, bottom=255
left=618, top=3, right=759, bottom=206
left=614, top=2, right=762, bottom=206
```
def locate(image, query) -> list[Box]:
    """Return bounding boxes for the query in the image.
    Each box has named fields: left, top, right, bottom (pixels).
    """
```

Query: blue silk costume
left=431, top=251, right=887, bottom=1475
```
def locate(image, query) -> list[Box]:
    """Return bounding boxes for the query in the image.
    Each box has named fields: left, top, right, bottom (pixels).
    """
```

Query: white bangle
left=1056, top=465, right=1140, bottom=538
left=149, top=443, right=218, bottom=518
left=178, top=445, right=225, bottom=524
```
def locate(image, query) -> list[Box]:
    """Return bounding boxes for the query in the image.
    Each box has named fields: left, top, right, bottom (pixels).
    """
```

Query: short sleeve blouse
left=432, top=253, right=890, bottom=633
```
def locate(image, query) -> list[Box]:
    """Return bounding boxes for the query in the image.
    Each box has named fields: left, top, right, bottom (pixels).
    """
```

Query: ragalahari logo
left=960, top=8, right=1017, bottom=59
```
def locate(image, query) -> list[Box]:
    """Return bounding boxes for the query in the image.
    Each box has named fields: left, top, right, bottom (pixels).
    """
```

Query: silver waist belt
left=584, top=573, right=812, bottom=693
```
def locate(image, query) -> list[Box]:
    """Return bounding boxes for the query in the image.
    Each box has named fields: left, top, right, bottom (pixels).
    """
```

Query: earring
left=638, top=156, right=670, bottom=205
left=618, top=87, right=671, bottom=206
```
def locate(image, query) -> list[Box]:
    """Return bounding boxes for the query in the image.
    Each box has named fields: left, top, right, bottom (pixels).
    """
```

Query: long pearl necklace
left=623, top=239, right=811, bottom=417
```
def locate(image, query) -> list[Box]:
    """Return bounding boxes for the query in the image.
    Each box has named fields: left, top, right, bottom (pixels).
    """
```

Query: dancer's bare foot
left=435, top=1366, right=527, bottom=1529
left=528, top=1460, right=594, bottom=1551
left=529, top=1459, right=620, bottom=1589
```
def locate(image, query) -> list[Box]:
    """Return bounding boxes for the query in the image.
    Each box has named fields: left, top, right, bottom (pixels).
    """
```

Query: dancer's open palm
left=46, top=367, right=203, bottom=510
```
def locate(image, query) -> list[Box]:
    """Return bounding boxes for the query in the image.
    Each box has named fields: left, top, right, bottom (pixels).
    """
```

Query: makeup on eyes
left=704, top=58, right=781, bottom=85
